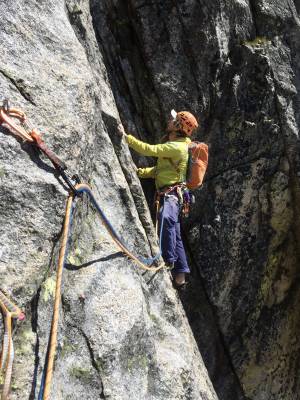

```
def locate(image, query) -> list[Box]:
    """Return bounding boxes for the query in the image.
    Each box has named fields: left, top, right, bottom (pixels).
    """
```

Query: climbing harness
left=0, top=100, right=167, bottom=399
left=155, top=183, right=194, bottom=219
left=0, top=289, right=25, bottom=400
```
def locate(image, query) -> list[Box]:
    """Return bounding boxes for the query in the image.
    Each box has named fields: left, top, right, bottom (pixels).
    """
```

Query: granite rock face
left=0, top=1, right=217, bottom=400
left=1, top=1, right=300, bottom=400
left=90, top=1, right=300, bottom=400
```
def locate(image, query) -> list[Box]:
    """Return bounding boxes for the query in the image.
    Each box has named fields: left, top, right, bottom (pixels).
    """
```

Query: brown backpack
left=167, top=142, right=209, bottom=189
left=186, top=142, right=209, bottom=189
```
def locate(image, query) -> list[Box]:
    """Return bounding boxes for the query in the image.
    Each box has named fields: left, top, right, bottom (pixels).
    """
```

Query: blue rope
left=37, top=201, right=75, bottom=400
left=37, top=334, right=50, bottom=400
left=75, top=186, right=163, bottom=267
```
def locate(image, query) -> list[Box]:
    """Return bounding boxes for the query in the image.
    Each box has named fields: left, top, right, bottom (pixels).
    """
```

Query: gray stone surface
left=90, top=1, right=300, bottom=399
left=0, top=1, right=217, bottom=399
left=1, top=1, right=300, bottom=400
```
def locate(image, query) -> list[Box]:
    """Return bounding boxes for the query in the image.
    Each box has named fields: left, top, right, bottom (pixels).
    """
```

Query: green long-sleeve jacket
left=125, top=134, right=190, bottom=189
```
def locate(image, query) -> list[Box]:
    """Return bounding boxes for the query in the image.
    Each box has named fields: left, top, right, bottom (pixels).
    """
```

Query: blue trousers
left=158, top=194, right=190, bottom=274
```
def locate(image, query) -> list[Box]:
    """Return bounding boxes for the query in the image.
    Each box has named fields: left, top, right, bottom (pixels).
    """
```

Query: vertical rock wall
left=1, top=0, right=300, bottom=399
left=89, top=1, right=300, bottom=399
left=0, top=1, right=217, bottom=399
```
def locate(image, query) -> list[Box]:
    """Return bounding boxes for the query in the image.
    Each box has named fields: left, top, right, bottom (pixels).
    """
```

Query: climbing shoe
left=173, top=280, right=188, bottom=292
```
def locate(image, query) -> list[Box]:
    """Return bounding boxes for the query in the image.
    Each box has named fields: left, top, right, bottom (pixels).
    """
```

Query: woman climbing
left=118, top=110, right=199, bottom=290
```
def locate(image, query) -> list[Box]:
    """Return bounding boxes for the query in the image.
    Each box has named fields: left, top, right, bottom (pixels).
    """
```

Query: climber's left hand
left=117, top=123, right=126, bottom=138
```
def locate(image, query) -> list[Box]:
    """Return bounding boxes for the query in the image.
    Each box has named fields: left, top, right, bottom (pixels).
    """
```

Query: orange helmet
left=171, top=110, right=198, bottom=136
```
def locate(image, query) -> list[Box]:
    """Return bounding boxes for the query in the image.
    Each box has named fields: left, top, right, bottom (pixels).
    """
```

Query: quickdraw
left=0, top=100, right=80, bottom=192
left=0, top=289, right=25, bottom=400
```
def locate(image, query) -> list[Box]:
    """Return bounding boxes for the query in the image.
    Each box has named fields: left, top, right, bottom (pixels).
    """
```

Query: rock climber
left=118, top=110, right=199, bottom=290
